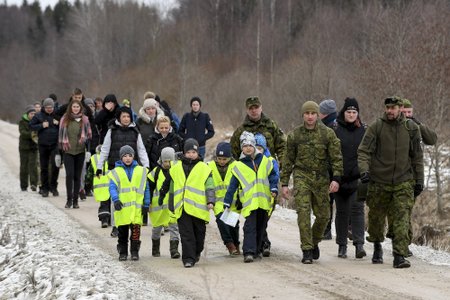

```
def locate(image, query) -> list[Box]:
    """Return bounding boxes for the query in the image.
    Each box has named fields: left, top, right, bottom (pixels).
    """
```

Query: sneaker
left=30, top=185, right=37, bottom=192
left=244, top=255, right=254, bottom=263
left=51, top=189, right=59, bottom=197
left=111, top=226, right=119, bottom=237
left=184, top=262, right=194, bottom=268
left=312, top=245, right=320, bottom=260
left=101, top=221, right=108, bottom=228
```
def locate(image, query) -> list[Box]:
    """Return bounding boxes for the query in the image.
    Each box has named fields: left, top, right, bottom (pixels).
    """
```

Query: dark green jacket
left=18, top=114, right=37, bottom=151
left=231, top=113, right=286, bottom=163
left=280, top=121, right=343, bottom=186
left=358, top=113, right=424, bottom=185
left=418, top=123, right=437, bottom=146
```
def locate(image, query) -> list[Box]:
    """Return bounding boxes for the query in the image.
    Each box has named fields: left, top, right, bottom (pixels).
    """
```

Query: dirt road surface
left=2, top=120, right=449, bottom=300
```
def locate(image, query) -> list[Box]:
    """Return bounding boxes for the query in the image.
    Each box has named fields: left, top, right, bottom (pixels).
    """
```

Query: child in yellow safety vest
left=159, top=138, right=215, bottom=268
left=89, top=145, right=111, bottom=228
left=208, top=142, right=241, bottom=256
left=147, top=147, right=181, bottom=259
left=223, top=131, right=278, bottom=263
left=108, top=145, right=150, bottom=261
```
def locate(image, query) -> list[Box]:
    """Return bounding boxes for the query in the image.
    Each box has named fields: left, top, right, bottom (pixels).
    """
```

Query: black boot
left=170, top=240, right=181, bottom=259
left=65, top=199, right=72, bottom=208
left=393, top=253, right=411, bottom=268
left=262, top=242, right=271, bottom=257
left=117, top=244, right=127, bottom=261
left=405, top=246, right=413, bottom=258
left=130, top=240, right=141, bottom=261
left=301, top=250, right=313, bottom=264
left=355, top=244, right=367, bottom=259
left=312, top=245, right=320, bottom=260
left=72, top=198, right=79, bottom=209
left=338, top=245, right=347, bottom=258
left=152, top=239, right=161, bottom=257
left=372, top=242, right=383, bottom=264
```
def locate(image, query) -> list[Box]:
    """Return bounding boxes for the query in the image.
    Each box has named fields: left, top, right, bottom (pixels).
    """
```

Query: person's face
left=34, top=104, right=41, bottom=112
left=158, top=121, right=171, bottom=136
left=71, top=103, right=81, bottom=114
left=44, top=106, right=54, bottom=114
left=145, top=106, right=157, bottom=117
left=385, top=105, right=401, bottom=120
left=242, top=145, right=255, bottom=156
left=303, top=111, right=318, bottom=127
left=247, top=105, right=262, bottom=121
left=72, top=94, right=83, bottom=102
left=191, top=101, right=201, bottom=113
left=162, top=160, right=171, bottom=169
left=344, top=109, right=358, bottom=123
left=28, top=111, right=36, bottom=120
left=401, top=107, right=414, bottom=118
left=185, top=149, right=198, bottom=160
left=121, top=154, right=133, bottom=165
left=95, top=100, right=103, bottom=110
left=120, top=112, right=131, bottom=126
left=216, top=157, right=230, bottom=167
left=256, top=145, right=264, bottom=153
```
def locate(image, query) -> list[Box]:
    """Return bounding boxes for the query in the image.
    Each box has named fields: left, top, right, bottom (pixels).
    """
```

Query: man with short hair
left=358, top=97, right=424, bottom=268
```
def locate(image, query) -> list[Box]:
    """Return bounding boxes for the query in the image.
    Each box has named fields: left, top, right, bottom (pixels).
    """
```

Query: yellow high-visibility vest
left=208, top=161, right=240, bottom=216
left=231, top=156, right=273, bottom=218
left=108, top=165, right=148, bottom=226
left=147, top=166, right=177, bottom=227
left=170, top=161, right=211, bottom=222
left=90, top=154, right=110, bottom=202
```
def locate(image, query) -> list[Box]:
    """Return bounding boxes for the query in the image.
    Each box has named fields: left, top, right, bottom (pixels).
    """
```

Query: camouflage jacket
left=231, top=113, right=286, bottom=163
left=280, top=121, right=343, bottom=185
left=357, top=113, right=424, bottom=185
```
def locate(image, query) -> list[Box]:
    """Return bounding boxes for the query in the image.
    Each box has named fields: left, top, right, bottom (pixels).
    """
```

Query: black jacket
left=95, top=100, right=119, bottom=144
left=108, top=122, right=140, bottom=168
left=146, top=131, right=183, bottom=170
left=29, top=108, right=59, bottom=146
left=178, top=111, right=214, bottom=146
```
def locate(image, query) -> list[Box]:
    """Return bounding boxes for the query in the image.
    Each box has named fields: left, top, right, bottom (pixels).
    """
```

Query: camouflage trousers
left=294, top=181, right=330, bottom=251
left=366, top=181, right=414, bottom=257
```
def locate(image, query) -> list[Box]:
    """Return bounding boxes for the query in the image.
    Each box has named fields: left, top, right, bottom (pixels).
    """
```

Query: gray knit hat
left=319, top=99, right=337, bottom=114
left=42, top=98, right=54, bottom=108
left=25, top=105, right=36, bottom=114
left=84, top=98, right=95, bottom=107
left=240, top=131, right=256, bottom=149
left=160, top=147, right=176, bottom=163
left=184, top=138, right=199, bottom=153
left=119, top=145, right=135, bottom=159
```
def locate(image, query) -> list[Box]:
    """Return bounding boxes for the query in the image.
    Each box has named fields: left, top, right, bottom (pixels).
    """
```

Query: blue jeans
left=198, top=146, right=206, bottom=158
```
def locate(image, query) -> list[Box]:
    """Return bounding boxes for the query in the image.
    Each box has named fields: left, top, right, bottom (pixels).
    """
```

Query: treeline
left=1, top=0, right=449, bottom=131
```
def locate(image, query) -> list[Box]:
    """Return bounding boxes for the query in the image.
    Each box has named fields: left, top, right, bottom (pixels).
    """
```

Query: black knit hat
left=216, top=142, right=231, bottom=158
left=104, top=94, right=118, bottom=104
left=116, top=106, right=133, bottom=121
left=342, top=97, right=359, bottom=112
left=190, top=96, right=202, bottom=107
left=184, top=138, right=199, bottom=153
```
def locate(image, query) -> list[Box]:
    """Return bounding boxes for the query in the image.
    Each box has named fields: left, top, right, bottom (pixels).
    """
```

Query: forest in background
left=1, top=0, right=449, bottom=243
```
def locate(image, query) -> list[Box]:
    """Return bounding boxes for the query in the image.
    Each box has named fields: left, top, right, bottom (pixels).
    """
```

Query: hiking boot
left=21, top=187, right=27, bottom=191
left=30, top=185, right=37, bottom=192
left=119, top=253, right=128, bottom=261
left=101, top=221, right=108, bottom=228
left=312, top=245, right=320, bottom=260
left=301, top=250, right=313, bottom=264
left=338, top=245, right=347, bottom=258
left=393, top=254, right=411, bottom=268
left=372, top=242, right=383, bottom=264
left=406, top=247, right=413, bottom=258
left=184, top=262, right=194, bottom=268
left=130, top=241, right=141, bottom=261
left=51, top=189, right=59, bottom=197
left=72, top=199, right=79, bottom=209
left=111, top=226, right=119, bottom=238
left=226, top=242, right=239, bottom=255
left=355, top=244, right=367, bottom=259
left=42, top=190, right=49, bottom=197
left=262, top=242, right=271, bottom=257
left=244, top=255, right=254, bottom=263
left=65, top=199, right=72, bottom=208
left=38, top=186, right=43, bottom=195
left=117, top=244, right=127, bottom=261
left=152, top=239, right=161, bottom=257
left=170, top=240, right=181, bottom=259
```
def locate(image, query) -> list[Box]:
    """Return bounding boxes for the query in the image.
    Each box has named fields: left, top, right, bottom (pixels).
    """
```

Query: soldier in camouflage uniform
left=281, top=101, right=343, bottom=264
left=230, top=96, right=286, bottom=257
left=358, top=97, right=424, bottom=268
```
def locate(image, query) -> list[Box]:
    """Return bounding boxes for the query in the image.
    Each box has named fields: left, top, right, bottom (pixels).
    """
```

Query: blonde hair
left=157, top=116, right=171, bottom=127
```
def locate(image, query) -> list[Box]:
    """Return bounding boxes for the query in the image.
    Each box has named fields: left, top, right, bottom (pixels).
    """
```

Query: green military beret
left=246, top=96, right=261, bottom=108
left=402, top=98, right=412, bottom=108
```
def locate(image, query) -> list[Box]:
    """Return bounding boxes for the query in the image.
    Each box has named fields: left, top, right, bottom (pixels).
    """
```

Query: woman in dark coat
left=95, top=94, right=119, bottom=144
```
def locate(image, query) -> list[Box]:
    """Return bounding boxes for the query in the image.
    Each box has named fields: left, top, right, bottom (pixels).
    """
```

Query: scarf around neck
left=59, top=114, right=92, bottom=151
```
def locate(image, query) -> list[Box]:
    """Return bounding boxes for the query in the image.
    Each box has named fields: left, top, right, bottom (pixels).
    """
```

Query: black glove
left=158, top=196, right=164, bottom=206
left=159, top=188, right=167, bottom=202
left=96, top=169, right=102, bottom=177
left=360, top=172, right=370, bottom=184
left=114, top=200, right=123, bottom=211
left=414, top=183, right=423, bottom=197
left=142, top=207, right=149, bottom=216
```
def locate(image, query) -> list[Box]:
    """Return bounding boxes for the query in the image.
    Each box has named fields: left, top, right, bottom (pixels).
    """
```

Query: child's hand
left=207, top=203, right=214, bottom=210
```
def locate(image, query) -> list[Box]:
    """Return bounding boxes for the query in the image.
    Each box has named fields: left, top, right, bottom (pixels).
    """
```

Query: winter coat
left=146, top=131, right=183, bottom=170
left=358, top=113, right=424, bottom=185
left=135, top=106, right=164, bottom=144
left=29, top=108, right=59, bottom=146
left=178, top=111, right=214, bottom=147
left=19, top=114, right=38, bottom=151
left=230, top=113, right=286, bottom=163
left=94, top=100, right=119, bottom=144
left=334, top=115, right=365, bottom=195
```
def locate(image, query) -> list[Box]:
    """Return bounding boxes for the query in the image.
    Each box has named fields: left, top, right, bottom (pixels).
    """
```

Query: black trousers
left=334, top=191, right=365, bottom=246
left=38, top=144, right=60, bottom=192
left=117, top=224, right=141, bottom=254
left=98, top=200, right=111, bottom=222
left=178, top=210, right=206, bottom=264
left=216, top=212, right=240, bottom=246
left=243, top=209, right=268, bottom=257
left=63, top=152, right=85, bottom=200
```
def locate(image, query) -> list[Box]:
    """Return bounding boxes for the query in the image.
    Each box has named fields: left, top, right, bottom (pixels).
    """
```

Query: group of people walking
left=18, top=90, right=436, bottom=269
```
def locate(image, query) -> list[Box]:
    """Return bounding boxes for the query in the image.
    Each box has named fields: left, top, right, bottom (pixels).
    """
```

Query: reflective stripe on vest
left=108, top=166, right=147, bottom=226
left=208, top=161, right=240, bottom=215
left=231, top=156, right=273, bottom=218
left=147, top=166, right=175, bottom=227
left=170, top=161, right=211, bottom=222
left=91, top=154, right=110, bottom=202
